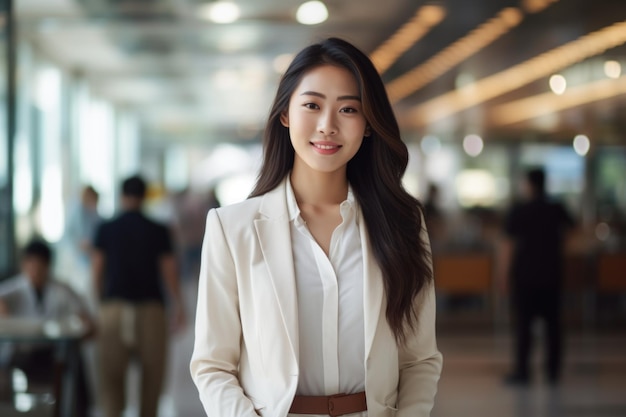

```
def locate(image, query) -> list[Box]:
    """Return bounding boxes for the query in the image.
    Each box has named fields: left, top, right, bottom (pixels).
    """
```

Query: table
left=0, top=317, right=86, bottom=417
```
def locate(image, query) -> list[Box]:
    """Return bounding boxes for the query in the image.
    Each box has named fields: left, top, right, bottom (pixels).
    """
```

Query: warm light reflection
left=296, top=1, right=328, bottom=25
left=455, top=170, right=497, bottom=207
left=549, top=74, right=567, bottom=95
left=490, top=75, right=626, bottom=126
left=387, top=7, right=523, bottom=102
left=573, top=134, right=590, bottom=156
left=370, top=5, right=446, bottom=74
left=604, top=60, right=622, bottom=79
left=198, top=1, right=241, bottom=24
left=521, top=0, right=560, bottom=14
left=403, top=20, right=626, bottom=128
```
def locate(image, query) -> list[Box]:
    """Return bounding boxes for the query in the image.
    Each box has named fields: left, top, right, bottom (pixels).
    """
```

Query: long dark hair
left=250, top=37, right=433, bottom=344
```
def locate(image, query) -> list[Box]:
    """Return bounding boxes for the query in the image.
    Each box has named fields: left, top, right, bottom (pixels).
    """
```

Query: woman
left=190, top=37, right=442, bottom=417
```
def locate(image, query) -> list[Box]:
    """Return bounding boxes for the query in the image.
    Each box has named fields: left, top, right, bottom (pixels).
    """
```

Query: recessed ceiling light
left=198, top=1, right=240, bottom=24
left=463, top=134, right=484, bottom=157
left=573, top=134, right=590, bottom=156
left=549, top=74, right=567, bottom=95
left=604, top=60, right=622, bottom=79
left=296, top=1, right=328, bottom=25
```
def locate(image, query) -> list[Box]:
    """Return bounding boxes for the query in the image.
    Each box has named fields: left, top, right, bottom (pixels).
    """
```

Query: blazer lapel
left=359, top=213, right=385, bottom=359
left=253, top=179, right=299, bottom=365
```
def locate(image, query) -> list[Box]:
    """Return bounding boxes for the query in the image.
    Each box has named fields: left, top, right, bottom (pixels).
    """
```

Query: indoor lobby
left=1, top=0, right=625, bottom=416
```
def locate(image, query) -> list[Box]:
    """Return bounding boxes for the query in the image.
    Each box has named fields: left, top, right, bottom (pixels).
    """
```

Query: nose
left=318, top=110, right=337, bottom=135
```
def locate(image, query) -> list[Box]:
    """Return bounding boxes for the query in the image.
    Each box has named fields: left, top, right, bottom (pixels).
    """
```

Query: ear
left=280, top=111, right=289, bottom=128
left=364, top=125, right=372, bottom=137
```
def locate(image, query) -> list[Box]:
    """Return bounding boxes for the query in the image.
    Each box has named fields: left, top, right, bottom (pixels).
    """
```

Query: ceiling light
left=490, top=75, right=626, bottom=126
left=604, top=60, right=622, bottom=79
left=522, top=0, right=560, bottom=14
left=198, top=1, right=240, bottom=24
left=387, top=7, right=523, bottom=102
left=296, top=1, right=328, bottom=25
left=402, top=21, right=626, bottom=128
left=455, top=170, right=497, bottom=207
left=549, top=74, right=567, bottom=95
left=573, top=134, right=590, bottom=156
left=370, top=5, right=446, bottom=74
left=420, top=135, right=442, bottom=155
left=463, top=134, right=484, bottom=157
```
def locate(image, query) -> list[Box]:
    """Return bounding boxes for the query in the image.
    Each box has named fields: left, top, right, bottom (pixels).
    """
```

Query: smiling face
left=280, top=64, right=369, bottom=177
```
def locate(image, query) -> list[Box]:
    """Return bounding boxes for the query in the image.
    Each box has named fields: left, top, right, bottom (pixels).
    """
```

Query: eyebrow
left=300, top=91, right=361, bottom=101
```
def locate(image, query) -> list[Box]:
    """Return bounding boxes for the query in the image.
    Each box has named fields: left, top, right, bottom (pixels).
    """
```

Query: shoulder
left=96, top=216, right=119, bottom=233
left=0, top=275, right=28, bottom=296
left=145, top=215, right=170, bottom=232
left=209, top=196, right=264, bottom=229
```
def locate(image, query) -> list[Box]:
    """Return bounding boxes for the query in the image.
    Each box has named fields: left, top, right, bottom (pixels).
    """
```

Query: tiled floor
left=159, top=280, right=626, bottom=417
left=432, top=332, right=626, bottom=417
left=5, top=278, right=624, bottom=417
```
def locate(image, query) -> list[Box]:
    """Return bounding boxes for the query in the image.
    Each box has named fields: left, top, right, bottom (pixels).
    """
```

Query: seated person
left=0, top=239, right=94, bottom=415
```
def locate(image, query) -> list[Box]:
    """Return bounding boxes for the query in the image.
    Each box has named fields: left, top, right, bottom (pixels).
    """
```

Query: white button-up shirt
left=286, top=179, right=365, bottom=398
left=0, top=274, right=88, bottom=319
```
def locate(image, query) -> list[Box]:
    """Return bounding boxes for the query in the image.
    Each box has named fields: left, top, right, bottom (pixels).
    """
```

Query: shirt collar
left=285, top=176, right=357, bottom=224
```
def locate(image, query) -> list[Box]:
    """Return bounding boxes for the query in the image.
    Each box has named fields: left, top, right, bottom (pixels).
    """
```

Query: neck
left=122, top=198, right=143, bottom=212
left=290, top=164, right=348, bottom=206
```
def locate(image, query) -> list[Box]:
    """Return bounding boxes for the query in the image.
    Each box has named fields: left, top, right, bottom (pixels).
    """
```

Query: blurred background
left=0, top=0, right=625, bottom=416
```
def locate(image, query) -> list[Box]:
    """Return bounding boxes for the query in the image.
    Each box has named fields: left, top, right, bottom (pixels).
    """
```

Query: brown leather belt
left=289, top=392, right=367, bottom=416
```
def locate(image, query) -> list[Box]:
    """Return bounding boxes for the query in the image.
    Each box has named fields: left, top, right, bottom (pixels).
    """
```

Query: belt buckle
left=328, top=393, right=347, bottom=417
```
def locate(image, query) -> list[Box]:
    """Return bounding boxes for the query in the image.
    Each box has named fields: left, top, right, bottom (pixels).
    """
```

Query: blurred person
left=190, top=38, right=442, bottom=417
left=423, top=183, right=446, bottom=251
left=0, top=239, right=95, bottom=416
left=498, top=168, right=575, bottom=386
left=64, top=185, right=103, bottom=311
left=92, top=175, right=186, bottom=417
left=66, top=185, right=102, bottom=266
left=172, top=186, right=220, bottom=281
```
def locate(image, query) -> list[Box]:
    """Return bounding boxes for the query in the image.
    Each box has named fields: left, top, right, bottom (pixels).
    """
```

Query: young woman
left=190, top=37, right=442, bottom=417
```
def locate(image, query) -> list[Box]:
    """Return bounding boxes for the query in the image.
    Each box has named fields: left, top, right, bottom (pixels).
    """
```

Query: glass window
left=519, top=144, right=585, bottom=213
left=0, top=1, right=13, bottom=277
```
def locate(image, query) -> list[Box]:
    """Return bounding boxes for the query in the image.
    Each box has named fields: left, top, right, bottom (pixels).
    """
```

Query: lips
left=311, top=141, right=342, bottom=155
left=311, top=142, right=341, bottom=150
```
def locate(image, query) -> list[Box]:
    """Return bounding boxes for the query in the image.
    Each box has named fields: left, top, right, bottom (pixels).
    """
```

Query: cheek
left=288, top=113, right=313, bottom=135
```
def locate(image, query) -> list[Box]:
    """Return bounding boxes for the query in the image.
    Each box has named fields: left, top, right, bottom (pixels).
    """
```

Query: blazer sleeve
left=396, top=217, right=443, bottom=417
left=190, top=209, right=259, bottom=417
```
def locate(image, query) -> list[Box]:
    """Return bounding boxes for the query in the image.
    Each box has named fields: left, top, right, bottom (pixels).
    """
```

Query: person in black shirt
left=499, top=168, right=575, bottom=386
left=92, top=175, right=185, bottom=417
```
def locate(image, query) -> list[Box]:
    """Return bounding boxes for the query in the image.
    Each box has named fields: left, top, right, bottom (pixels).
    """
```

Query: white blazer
left=190, top=178, right=442, bottom=417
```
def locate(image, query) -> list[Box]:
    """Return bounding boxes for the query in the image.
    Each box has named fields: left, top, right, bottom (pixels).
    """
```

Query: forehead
left=294, top=64, right=360, bottom=95
left=23, top=255, right=48, bottom=265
